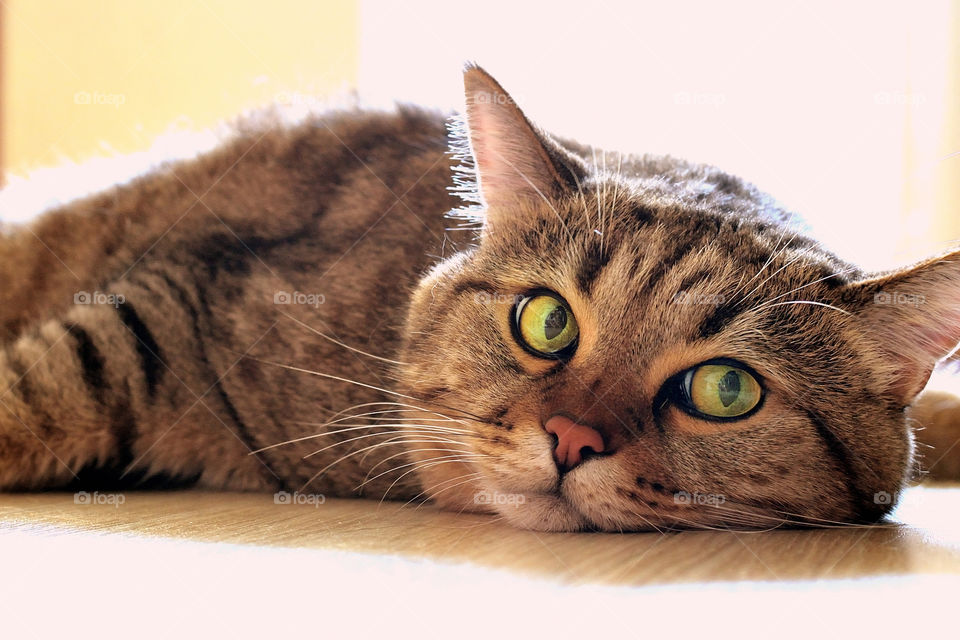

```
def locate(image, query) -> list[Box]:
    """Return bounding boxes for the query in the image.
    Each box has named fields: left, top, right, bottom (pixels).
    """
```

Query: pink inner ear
left=855, top=253, right=960, bottom=403
left=463, top=70, right=562, bottom=213
left=871, top=298, right=960, bottom=402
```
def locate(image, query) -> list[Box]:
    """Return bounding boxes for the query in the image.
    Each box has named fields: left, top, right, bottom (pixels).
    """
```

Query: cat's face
left=395, top=66, right=960, bottom=532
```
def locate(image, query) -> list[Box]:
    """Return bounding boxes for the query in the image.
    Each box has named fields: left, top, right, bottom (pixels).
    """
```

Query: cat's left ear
left=462, top=64, right=587, bottom=224
left=845, top=249, right=960, bottom=403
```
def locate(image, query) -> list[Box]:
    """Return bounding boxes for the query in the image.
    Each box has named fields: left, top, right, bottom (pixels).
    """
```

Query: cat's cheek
left=658, top=392, right=782, bottom=436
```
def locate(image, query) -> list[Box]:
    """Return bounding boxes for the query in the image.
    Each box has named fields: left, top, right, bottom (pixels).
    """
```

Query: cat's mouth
left=481, top=466, right=614, bottom=532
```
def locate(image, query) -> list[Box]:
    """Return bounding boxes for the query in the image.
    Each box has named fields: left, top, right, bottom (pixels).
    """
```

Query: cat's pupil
left=718, top=370, right=741, bottom=407
left=543, top=305, right=566, bottom=340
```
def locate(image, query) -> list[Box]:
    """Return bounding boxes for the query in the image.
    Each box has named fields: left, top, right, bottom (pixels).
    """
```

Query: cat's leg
left=0, top=282, right=279, bottom=491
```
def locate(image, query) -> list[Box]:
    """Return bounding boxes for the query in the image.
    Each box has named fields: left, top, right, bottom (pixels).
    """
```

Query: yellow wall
left=2, top=0, right=357, bottom=175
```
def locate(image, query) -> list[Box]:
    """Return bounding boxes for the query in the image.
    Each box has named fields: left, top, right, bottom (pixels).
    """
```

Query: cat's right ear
left=462, top=64, right=586, bottom=225
left=845, top=249, right=960, bottom=404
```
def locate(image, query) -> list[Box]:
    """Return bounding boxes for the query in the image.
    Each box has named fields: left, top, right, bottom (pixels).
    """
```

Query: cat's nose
left=543, top=414, right=605, bottom=470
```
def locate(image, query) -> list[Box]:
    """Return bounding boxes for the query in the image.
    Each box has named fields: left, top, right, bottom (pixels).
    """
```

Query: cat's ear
left=462, top=64, right=586, bottom=220
left=845, top=249, right=960, bottom=403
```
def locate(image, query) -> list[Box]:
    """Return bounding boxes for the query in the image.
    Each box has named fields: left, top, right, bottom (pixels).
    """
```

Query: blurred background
left=0, top=0, right=957, bottom=271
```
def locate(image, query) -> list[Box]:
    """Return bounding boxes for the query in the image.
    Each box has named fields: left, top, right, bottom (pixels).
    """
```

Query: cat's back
left=0, top=105, right=457, bottom=340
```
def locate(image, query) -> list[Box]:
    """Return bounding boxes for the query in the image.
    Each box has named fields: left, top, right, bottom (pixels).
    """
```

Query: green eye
left=682, top=363, right=763, bottom=419
left=513, top=292, right=579, bottom=358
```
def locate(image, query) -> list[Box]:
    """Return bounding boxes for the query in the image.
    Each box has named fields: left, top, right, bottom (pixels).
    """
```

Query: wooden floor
left=1, top=484, right=958, bottom=637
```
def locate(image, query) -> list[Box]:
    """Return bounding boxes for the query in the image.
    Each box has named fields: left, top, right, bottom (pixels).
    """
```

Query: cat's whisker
left=255, top=425, right=407, bottom=453
left=391, top=469, right=484, bottom=507
left=303, top=431, right=467, bottom=461
left=361, top=442, right=482, bottom=476
left=592, top=147, right=603, bottom=245
left=277, top=309, right=408, bottom=365
left=607, top=151, right=624, bottom=256
left=747, top=266, right=861, bottom=316
left=355, top=435, right=471, bottom=466
left=734, top=247, right=816, bottom=305
left=601, top=149, right=608, bottom=256
left=736, top=223, right=801, bottom=293
left=408, top=472, right=485, bottom=510
left=254, top=421, right=473, bottom=454
left=327, top=407, right=467, bottom=422
left=358, top=450, right=486, bottom=491
left=234, top=352, right=493, bottom=424
left=699, top=498, right=894, bottom=530
left=652, top=508, right=775, bottom=533
left=624, top=508, right=664, bottom=534
left=290, top=419, right=472, bottom=434
left=377, top=456, right=482, bottom=504
left=298, top=435, right=471, bottom=492
left=571, top=171, right=591, bottom=232
left=317, top=401, right=471, bottom=427
left=758, top=299, right=852, bottom=316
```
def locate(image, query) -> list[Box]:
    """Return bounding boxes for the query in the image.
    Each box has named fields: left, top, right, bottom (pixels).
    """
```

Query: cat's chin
left=428, top=483, right=589, bottom=531
left=489, top=492, right=590, bottom=532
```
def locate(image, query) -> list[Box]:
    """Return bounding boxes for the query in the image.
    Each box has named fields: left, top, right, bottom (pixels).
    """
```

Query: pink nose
left=543, top=415, right=605, bottom=470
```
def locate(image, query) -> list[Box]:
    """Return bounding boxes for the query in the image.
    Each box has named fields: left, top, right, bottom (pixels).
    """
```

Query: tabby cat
left=0, top=66, right=957, bottom=531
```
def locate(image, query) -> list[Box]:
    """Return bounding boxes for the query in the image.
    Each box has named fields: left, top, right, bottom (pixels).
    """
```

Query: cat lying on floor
left=0, top=65, right=957, bottom=531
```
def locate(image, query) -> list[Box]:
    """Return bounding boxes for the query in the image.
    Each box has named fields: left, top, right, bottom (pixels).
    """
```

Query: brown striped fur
left=0, top=66, right=957, bottom=531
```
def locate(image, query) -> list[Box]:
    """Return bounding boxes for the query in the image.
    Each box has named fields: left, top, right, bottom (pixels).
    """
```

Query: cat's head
left=395, top=65, right=960, bottom=532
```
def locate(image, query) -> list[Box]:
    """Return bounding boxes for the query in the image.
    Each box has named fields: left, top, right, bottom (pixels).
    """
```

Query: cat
left=0, top=64, right=957, bottom=532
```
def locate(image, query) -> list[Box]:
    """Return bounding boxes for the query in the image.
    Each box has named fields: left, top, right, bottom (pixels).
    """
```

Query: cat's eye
left=678, top=361, right=763, bottom=420
left=512, top=291, right=579, bottom=358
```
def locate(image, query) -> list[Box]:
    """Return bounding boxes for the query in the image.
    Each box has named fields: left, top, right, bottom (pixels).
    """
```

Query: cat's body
left=1, top=67, right=958, bottom=531
left=0, top=106, right=457, bottom=498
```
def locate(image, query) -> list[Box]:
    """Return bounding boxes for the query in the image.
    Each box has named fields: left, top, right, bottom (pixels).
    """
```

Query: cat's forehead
left=480, top=186, right=840, bottom=285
